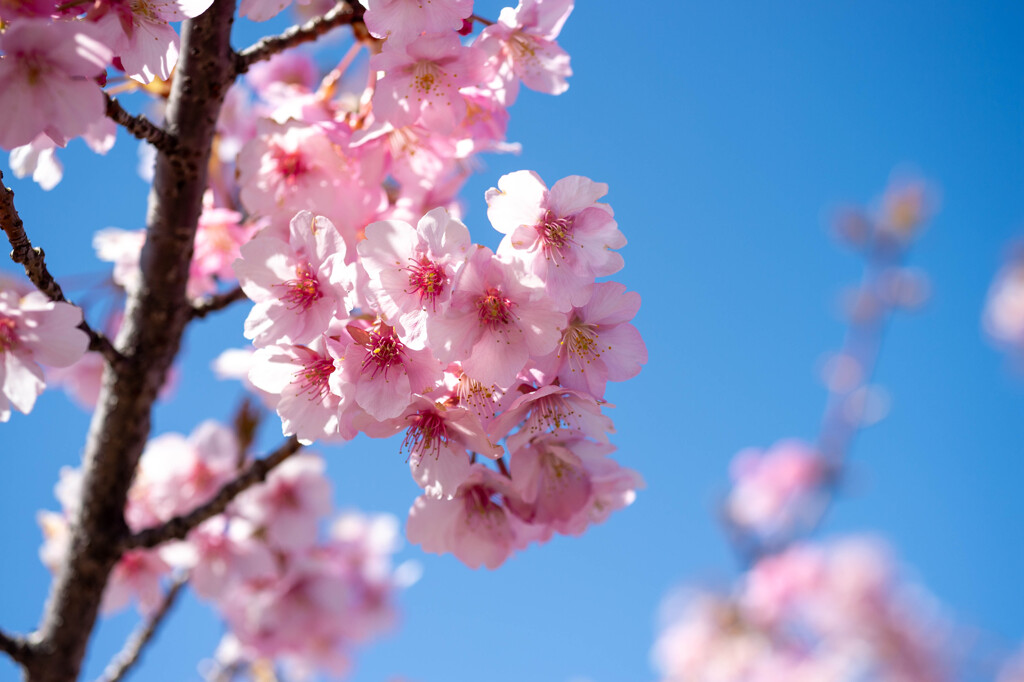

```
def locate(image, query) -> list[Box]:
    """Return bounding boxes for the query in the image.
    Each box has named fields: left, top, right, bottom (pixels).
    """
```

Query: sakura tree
left=0, top=0, right=647, bottom=680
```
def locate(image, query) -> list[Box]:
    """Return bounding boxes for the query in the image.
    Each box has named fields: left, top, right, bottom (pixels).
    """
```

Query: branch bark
left=93, top=575, right=187, bottom=682
left=0, top=628, right=33, bottom=668
left=123, top=436, right=301, bottom=551
left=104, top=94, right=178, bottom=155
left=234, top=1, right=364, bottom=75
left=24, top=1, right=239, bottom=679
left=190, top=285, right=246, bottom=319
left=0, top=171, right=121, bottom=365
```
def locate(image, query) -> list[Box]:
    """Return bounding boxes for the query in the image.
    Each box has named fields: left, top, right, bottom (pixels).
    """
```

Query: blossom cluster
left=54, top=0, right=649, bottom=569
left=232, top=165, right=646, bottom=569
left=39, top=420, right=408, bottom=674
left=653, top=537, right=950, bottom=682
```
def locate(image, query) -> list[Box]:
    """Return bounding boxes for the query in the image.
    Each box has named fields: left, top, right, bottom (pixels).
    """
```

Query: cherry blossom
left=0, top=19, right=112, bottom=150
left=235, top=211, right=355, bottom=347
left=362, top=0, right=473, bottom=44
left=487, top=170, right=626, bottom=310
left=427, top=246, right=566, bottom=388
left=535, top=280, right=647, bottom=397
left=370, top=32, right=486, bottom=132
left=89, top=0, right=215, bottom=83
left=725, top=439, right=829, bottom=539
left=248, top=333, right=351, bottom=444
left=406, top=463, right=529, bottom=569
left=234, top=454, right=333, bottom=552
left=331, top=321, right=443, bottom=420
left=357, top=207, right=472, bottom=348
left=475, top=0, right=574, bottom=106
left=0, top=288, right=90, bottom=422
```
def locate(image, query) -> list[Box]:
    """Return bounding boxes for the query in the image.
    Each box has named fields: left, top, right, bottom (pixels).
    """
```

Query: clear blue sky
left=2, top=2, right=1023, bottom=681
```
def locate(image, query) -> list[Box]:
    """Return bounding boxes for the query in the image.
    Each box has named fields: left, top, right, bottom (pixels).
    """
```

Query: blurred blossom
left=654, top=537, right=951, bottom=682
left=725, top=439, right=828, bottom=541
left=983, top=246, right=1024, bottom=355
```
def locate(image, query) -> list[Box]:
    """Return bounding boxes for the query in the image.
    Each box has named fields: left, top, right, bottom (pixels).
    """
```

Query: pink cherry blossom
left=248, top=334, right=350, bottom=444
left=536, top=280, right=647, bottom=397
left=487, top=170, right=625, bottom=310
left=488, top=384, right=614, bottom=452
left=331, top=321, right=442, bottom=421
left=234, top=454, right=333, bottom=552
left=399, top=395, right=503, bottom=498
left=362, top=0, right=473, bottom=44
left=90, top=0, right=215, bottom=83
left=235, top=211, right=355, bottom=347
left=357, top=207, right=472, bottom=348
left=161, top=516, right=277, bottom=600
left=725, top=439, right=828, bottom=538
left=0, top=19, right=112, bottom=150
left=506, top=434, right=593, bottom=527
left=370, top=32, right=486, bottom=132
left=101, top=549, right=172, bottom=615
left=475, top=0, right=573, bottom=106
left=237, top=120, right=363, bottom=224
left=9, top=134, right=64, bottom=191
left=406, top=464, right=529, bottom=569
left=0, top=288, right=90, bottom=422
left=130, top=420, right=240, bottom=523
left=190, top=200, right=252, bottom=296
left=427, top=246, right=566, bottom=388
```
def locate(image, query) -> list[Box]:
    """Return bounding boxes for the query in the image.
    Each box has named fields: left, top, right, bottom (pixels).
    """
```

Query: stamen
left=402, top=410, right=449, bottom=461
left=537, top=210, right=576, bottom=263
left=271, top=145, right=308, bottom=185
left=278, top=263, right=323, bottom=311
left=359, top=325, right=406, bottom=380
left=412, top=60, right=442, bottom=95
left=292, top=357, right=334, bottom=400
left=455, top=372, right=499, bottom=419
left=476, top=287, right=515, bottom=328
left=0, top=316, right=17, bottom=353
left=521, top=395, right=580, bottom=438
left=558, top=320, right=602, bottom=373
left=405, top=257, right=447, bottom=311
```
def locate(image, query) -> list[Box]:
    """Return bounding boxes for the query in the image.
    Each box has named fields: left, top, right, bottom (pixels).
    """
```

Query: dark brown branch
left=0, top=169, right=122, bottom=365
left=104, top=94, right=178, bottom=155
left=26, top=1, right=240, bottom=679
left=94, top=575, right=187, bottom=682
left=190, top=285, right=246, bottom=319
left=124, top=436, right=301, bottom=551
left=234, top=1, right=363, bottom=75
left=0, top=628, right=34, bottom=668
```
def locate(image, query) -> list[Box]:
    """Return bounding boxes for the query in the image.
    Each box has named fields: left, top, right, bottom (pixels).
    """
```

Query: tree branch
left=190, top=286, right=246, bottom=319
left=234, top=1, right=364, bottom=75
left=0, top=628, right=33, bottom=668
left=26, top=1, right=240, bottom=679
left=123, top=436, right=301, bottom=551
left=0, top=169, right=122, bottom=365
left=94, top=575, right=187, bottom=682
left=104, top=94, right=178, bottom=155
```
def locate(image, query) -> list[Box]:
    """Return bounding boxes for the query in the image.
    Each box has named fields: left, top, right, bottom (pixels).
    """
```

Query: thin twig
left=0, top=628, right=33, bottom=667
left=104, top=94, right=178, bottom=154
left=0, top=170, right=122, bottom=364
left=190, top=286, right=247, bottom=319
left=234, top=1, right=363, bottom=75
left=123, top=436, right=302, bottom=551
left=94, top=574, right=188, bottom=682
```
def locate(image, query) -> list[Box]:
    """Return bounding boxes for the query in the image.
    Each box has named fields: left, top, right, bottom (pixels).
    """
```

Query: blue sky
left=2, top=2, right=1023, bottom=681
